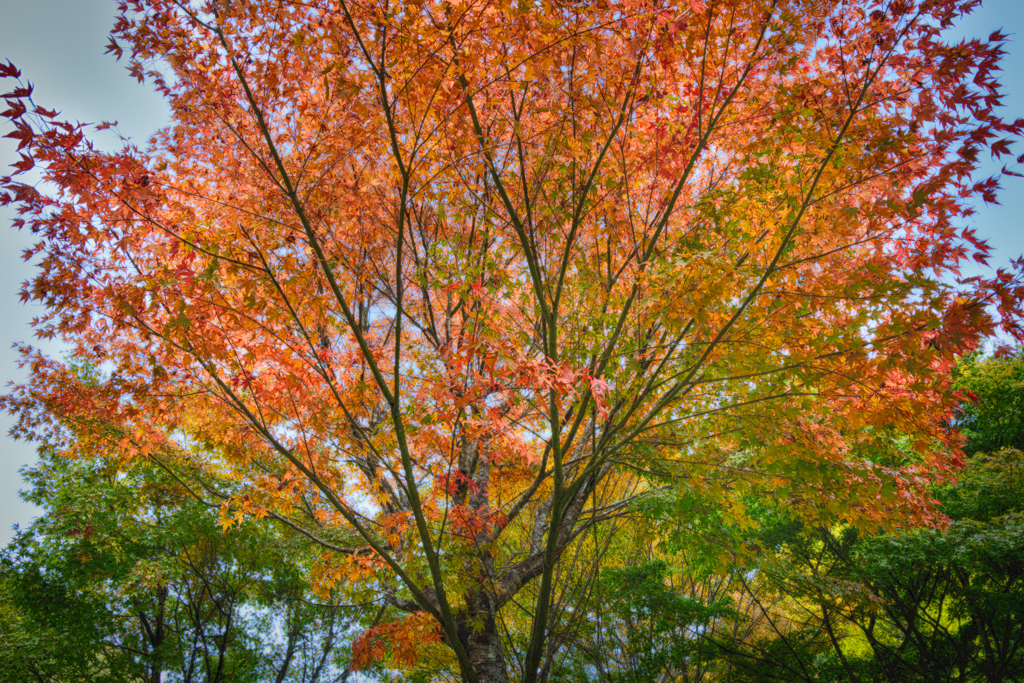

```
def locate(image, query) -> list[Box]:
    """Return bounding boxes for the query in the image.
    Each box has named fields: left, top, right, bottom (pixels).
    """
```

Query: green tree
left=579, top=560, right=726, bottom=683
left=694, top=448, right=1024, bottom=683
left=0, top=446, right=359, bottom=683
left=700, top=351, right=1024, bottom=682
left=846, top=448, right=1024, bottom=683
left=954, top=349, right=1024, bottom=457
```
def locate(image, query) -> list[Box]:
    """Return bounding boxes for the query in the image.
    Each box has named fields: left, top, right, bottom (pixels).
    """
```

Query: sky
left=1, top=0, right=1023, bottom=544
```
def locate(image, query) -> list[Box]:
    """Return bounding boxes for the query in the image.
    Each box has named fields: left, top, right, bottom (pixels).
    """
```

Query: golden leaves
left=351, top=611, right=442, bottom=671
left=310, top=551, right=388, bottom=600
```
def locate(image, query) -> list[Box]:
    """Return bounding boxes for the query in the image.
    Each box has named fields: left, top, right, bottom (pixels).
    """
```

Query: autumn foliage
left=3, top=0, right=1024, bottom=680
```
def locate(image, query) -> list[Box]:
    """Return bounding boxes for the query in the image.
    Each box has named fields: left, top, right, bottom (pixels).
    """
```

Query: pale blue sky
left=1, top=0, right=1022, bottom=543
left=1, top=1, right=169, bottom=543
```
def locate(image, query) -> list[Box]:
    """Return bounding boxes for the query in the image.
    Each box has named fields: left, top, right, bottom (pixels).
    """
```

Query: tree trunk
left=459, top=611, right=510, bottom=683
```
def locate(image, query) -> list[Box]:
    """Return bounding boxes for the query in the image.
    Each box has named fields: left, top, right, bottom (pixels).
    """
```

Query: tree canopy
left=2, top=0, right=1023, bottom=681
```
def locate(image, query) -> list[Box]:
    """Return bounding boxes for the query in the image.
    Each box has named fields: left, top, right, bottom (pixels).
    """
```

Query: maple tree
left=3, top=0, right=1024, bottom=680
